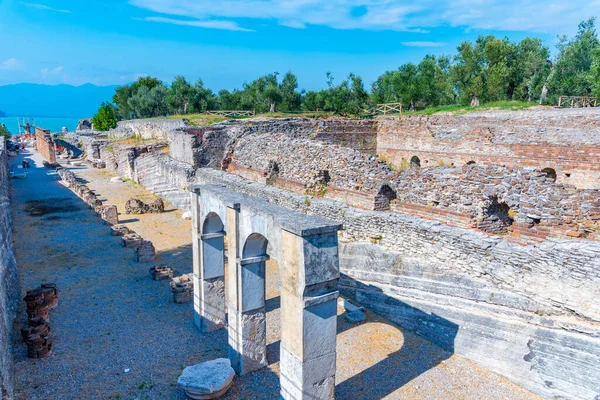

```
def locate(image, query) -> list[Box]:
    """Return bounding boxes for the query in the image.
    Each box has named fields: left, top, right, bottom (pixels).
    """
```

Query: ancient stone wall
left=117, top=119, right=190, bottom=140
left=119, top=151, right=599, bottom=399
left=377, top=108, right=600, bottom=189
left=34, top=127, right=56, bottom=163
left=0, top=138, right=19, bottom=399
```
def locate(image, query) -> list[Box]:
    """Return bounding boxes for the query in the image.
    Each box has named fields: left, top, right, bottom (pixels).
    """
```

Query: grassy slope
left=147, top=101, right=541, bottom=126
left=401, top=101, right=540, bottom=116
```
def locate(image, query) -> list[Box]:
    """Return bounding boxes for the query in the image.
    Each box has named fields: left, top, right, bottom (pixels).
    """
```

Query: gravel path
left=10, top=150, right=540, bottom=399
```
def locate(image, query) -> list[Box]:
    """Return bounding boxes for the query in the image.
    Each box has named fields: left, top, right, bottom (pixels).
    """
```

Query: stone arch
left=542, top=167, right=557, bottom=182
left=477, top=197, right=514, bottom=235
left=194, top=212, right=227, bottom=332
left=374, top=184, right=397, bottom=211
left=410, top=156, right=421, bottom=168
left=236, top=233, right=271, bottom=374
left=467, top=161, right=476, bottom=165
left=191, top=185, right=341, bottom=398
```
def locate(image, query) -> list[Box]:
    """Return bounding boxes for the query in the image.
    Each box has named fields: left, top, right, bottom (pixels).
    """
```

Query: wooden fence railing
left=204, top=110, right=256, bottom=117
left=363, top=102, right=403, bottom=115
left=557, top=96, right=598, bottom=108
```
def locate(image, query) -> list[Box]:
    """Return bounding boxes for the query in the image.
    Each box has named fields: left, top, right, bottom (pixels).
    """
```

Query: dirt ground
left=10, top=150, right=540, bottom=399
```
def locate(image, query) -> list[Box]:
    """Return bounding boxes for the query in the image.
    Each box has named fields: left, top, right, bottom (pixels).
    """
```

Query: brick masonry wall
left=34, top=127, right=56, bottom=164
left=87, top=114, right=600, bottom=243
left=377, top=108, right=600, bottom=189
left=0, top=138, right=19, bottom=399
left=85, top=139, right=600, bottom=400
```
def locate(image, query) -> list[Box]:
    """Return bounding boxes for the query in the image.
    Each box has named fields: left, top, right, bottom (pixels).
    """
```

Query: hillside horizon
left=0, top=83, right=119, bottom=118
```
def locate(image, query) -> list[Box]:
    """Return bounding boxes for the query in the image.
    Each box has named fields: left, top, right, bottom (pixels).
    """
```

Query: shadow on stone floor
left=335, top=274, right=458, bottom=399
left=12, top=154, right=458, bottom=400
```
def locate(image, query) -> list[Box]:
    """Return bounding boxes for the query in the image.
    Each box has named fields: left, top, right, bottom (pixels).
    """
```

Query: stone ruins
left=2, top=108, right=600, bottom=399
left=191, top=184, right=342, bottom=398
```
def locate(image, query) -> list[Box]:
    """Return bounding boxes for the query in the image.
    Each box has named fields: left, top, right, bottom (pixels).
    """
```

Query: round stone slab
left=178, top=358, right=235, bottom=399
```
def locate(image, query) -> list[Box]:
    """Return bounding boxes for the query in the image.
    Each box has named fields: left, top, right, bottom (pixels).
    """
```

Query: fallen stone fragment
left=150, top=265, right=174, bottom=281
left=177, top=358, right=235, bottom=399
left=100, top=205, right=119, bottom=225
left=111, top=224, right=130, bottom=236
left=182, top=211, right=192, bottom=220
left=135, top=240, right=156, bottom=262
left=149, top=198, right=165, bottom=213
left=171, top=274, right=193, bottom=304
left=122, top=234, right=143, bottom=249
left=110, top=177, right=124, bottom=183
left=345, top=309, right=366, bottom=323
left=339, top=298, right=365, bottom=313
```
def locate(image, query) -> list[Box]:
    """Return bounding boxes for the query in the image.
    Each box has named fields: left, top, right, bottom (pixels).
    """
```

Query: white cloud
left=402, top=41, right=446, bottom=47
left=0, top=58, right=20, bottom=70
left=129, top=0, right=600, bottom=33
left=20, top=2, right=71, bottom=13
left=40, top=66, right=64, bottom=76
left=137, top=16, right=254, bottom=32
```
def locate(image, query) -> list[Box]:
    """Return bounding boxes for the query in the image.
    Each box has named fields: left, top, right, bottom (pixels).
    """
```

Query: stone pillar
left=199, top=232, right=226, bottom=331
left=226, top=209, right=270, bottom=375
left=192, top=190, right=227, bottom=332
left=279, top=230, right=340, bottom=400
left=191, top=190, right=202, bottom=329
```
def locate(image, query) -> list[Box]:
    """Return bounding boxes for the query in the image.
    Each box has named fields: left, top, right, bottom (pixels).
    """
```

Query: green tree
left=112, top=76, right=165, bottom=119
left=91, top=102, right=118, bottom=131
left=548, top=18, right=600, bottom=101
left=302, top=90, right=326, bottom=111
left=592, top=47, right=600, bottom=97
left=190, top=79, right=216, bottom=112
left=512, top=37, right=551, bottom=101
left=279, top=72, right=302, bottom=111
left=316, top=73, right=370, bottom=116
left=216, top=89, right=243, bottom=110
left=453, top=40, right=485, bottom=105
left=167, top=76, right=195, bottom=115
left=372, top=55, right=454, bottom=109
left=128, top=85, right=168, bottom=118
left=0, top=124, right=10, bottom=140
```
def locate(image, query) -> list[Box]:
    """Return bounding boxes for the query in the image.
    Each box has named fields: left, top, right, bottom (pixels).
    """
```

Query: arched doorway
left=542, top=167, right=557, bottom=182
left=192, top=184, right=342, bottom=399
left=410, top=156, right=421, bottom=168
left=234, top=233, right=271, bottom=374
left=374, top=184, right=397, bottom=211
left=194, top=212, right=227, bottom=332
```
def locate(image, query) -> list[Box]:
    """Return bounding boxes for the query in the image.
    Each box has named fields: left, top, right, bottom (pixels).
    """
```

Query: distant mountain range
left=0, top=83, right=118, bottom=118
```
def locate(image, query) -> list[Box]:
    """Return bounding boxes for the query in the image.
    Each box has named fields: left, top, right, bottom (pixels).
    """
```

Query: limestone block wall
left=377, top=109, right=600, bottom=189
left=0, top=138, right=19, bottom=399
left=34, top=127, right=56, bottom=163
left=117, top=119, right=190, bottom=140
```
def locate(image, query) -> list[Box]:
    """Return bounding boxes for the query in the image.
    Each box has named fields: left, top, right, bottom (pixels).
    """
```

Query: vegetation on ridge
left=93, top=18, right=600, bottom=124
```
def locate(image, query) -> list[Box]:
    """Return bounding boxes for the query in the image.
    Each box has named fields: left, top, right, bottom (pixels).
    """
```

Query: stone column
left=191, top=190, right=203, bottom=330
left=280, top=230, right=340, bottom=400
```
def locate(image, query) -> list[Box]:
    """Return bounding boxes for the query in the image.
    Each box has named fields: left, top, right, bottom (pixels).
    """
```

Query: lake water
left=0, top=117, right=81, bottom=134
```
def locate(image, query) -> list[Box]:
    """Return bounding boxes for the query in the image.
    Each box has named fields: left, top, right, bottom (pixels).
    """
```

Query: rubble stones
left=111, top=224, right=130, bottom=236
left=177, top=358, right=235, bottom=399
left=99, top=205, right=119, bottom=225
left=135, top=240, right=156, bottom=262
left=21, top=284, right=59, bottom=358
left=150, top=265, right=174, bottom=281
left=122, top=234, right=143, bottom=249
left=125, top=198, right=165, bottom=214
left=171, top=274, right=193, bottom=304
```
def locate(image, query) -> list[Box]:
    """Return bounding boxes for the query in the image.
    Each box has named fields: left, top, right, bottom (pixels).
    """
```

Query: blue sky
left=0, top=0, right=598, bottom=91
